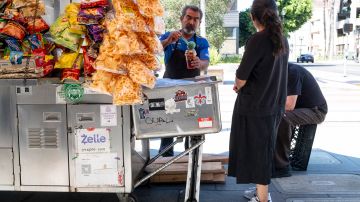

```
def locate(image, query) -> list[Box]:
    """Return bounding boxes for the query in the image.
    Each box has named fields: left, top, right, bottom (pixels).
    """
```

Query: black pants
left=159, top=137, right=189, bottom=157
left=274, top=105, right=327, bottom=169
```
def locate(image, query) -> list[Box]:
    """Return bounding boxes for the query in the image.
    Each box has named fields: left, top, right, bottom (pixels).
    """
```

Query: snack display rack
left=0, top=1, right=222, bottom=202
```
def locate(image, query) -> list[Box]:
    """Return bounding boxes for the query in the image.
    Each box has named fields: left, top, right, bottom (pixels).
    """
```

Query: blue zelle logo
left=81, top=134, right=106, bottom=145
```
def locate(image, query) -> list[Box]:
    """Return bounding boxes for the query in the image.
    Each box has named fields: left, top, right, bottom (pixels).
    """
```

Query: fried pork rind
left=112, top=0, right=149, bottom=33
left=112, top=75, right=142, bottom=105
left=127, top=60, right=156, bottom=89
left=136, top=53, right=161, bottom=71
left=89, top=70, right=115, bottom=94
left=137, top=32, right=163, bottom=54
left=135, top=0, right=164, bottom=18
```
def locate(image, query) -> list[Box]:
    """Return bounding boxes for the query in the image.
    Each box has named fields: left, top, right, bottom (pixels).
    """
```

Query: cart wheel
left=117, top=193, right=138, bottom=202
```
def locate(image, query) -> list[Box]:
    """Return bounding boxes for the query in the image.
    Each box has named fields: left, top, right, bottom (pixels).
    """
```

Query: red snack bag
left=61, top=68, right=80, bottom=82
left=26, top=17, right=50, bottom=34
left=0, top=22, right=26, bottom=40
left=80, top=0, right=108, bottom=8
left=82, top=46, right=96, bottom=75
left=32, top=49, right=54, bottom=77
left=2, top=8, right=27, bottom=25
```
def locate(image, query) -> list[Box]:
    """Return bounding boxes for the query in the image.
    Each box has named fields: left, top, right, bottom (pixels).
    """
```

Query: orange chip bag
left=136, top=53, right=161, bottom=71
left=127, top=60, right=156, bottom=89
left=89, top=70, right=116, bottom=94
left=137, top=32, right=163, bottom=54
left=112, top=75, right=142, bottom=105
left=135, top=0, right=164, bottom=18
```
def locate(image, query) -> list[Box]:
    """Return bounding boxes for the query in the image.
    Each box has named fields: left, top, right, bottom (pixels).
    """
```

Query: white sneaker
left=247, top=193, right=272, bottom=202
left=243, top=187, right=256, bottom=199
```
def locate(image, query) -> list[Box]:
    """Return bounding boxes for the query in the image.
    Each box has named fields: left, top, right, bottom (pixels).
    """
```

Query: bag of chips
left=0, top=22, right=26, bottom=40
left=89, top=70, right=115, bottom=94
left=80, top=0, right=108, bottom=9
left=135, top=0, right=164, bottom=18
left=54, top=52, right=79, bottom=69
left=19, top=4, right=46, bottom=17
left=112, top=75, right=142, bottom=105
left=78, top=7, right=105, bottom=21
left=127, top=59, right=156, bottom=89
left=82, top=46, right=96, bottom=75
left=26, top=17, right=49, bottom=34
left=2, top=8, right=27, bottom=25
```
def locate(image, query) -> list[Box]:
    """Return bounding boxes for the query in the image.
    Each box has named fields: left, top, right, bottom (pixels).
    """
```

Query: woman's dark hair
left=251, top=0, right=285, bottom=56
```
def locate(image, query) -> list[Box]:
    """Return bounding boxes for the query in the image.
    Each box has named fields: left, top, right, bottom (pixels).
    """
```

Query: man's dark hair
left=181, top=5, right=203, bottom=21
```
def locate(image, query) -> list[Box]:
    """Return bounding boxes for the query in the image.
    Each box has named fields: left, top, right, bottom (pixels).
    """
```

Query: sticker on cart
left=174, top=90, right=187, bottom=102
left=165, top=98, right=180, bottom=114
left=75, top=153, right=119, bottom=187
left=205, top=87, right=213, bottom=104
left=56, top=85, right=66, bottom=104
left=148, top=98, right=165, bottom=111
left=186, top=109, right=199, bottom=117
left=138, top=108, right=149, bottom=119
left=76, top=128, right=110, bottom=153
left=84, top=87, right=104, bottom=95
left=194, top=91, right=207, bottom=106
left=198, top=117, right=213, bottom=128
left=186, top=96, right=195, bottom=108
left=100, top=105, right=117, bottom=127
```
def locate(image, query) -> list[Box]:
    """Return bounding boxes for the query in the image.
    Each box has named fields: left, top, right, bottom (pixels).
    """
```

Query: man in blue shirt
left=159, top=5, right=210, bottom=156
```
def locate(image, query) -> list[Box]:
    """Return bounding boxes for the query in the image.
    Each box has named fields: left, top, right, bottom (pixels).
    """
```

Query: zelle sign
left=76, top=128, right=111, bottom=153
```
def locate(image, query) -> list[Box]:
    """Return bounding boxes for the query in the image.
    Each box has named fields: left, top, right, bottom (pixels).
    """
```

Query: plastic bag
left=78, top=7, right=105, bottom=21
left=2, top=8, right=27, bottom=25
left=112, top=75, right=142, bottom=105
left=0, top=22, right=26, bottom=40
left=80, top=0, right=108, bottom=9
left=135, top=0, right=164, bottom=18
left=5, top=38, right=21, bottom=51
left=135, top=53, right=161, bottom=71
left=19, top=4, right=46, bottom=17
left=54, top=52, right=79, bottom=69
left=112, top=0, right=150, bottom=33
left=26, top=17, right=49, bottom=34
left=127, top=59, right=156, bottom=89
left=82, top=46, right=96, bottom=75
left=89, top=70, right=115, bottom=94
left=61, top=68, right=80, bottom=82
left=86, top=24, right=105, bottom=43
left=137, top=32, right=163, bottom=54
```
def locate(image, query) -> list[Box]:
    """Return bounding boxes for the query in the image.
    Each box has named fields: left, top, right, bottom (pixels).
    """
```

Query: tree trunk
left=323, top=0, right=327, bottom=59
left=327, top=0, right=335, bottom=59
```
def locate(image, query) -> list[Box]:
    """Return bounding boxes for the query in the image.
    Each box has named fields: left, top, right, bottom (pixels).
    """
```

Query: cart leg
left=184, top=135, right=204, bottom=202
left=116, top=193, right=137, bottom=202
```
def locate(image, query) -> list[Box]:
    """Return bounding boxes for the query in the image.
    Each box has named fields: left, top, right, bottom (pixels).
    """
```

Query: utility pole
left=200, top=0, right=206, bottom=37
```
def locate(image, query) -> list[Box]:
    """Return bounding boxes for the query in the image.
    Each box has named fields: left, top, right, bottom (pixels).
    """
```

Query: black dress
left=228, top=30, right=289, bottom=185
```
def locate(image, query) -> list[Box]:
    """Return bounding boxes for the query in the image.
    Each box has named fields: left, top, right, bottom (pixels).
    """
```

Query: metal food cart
left=0, top=77, right=221, bottom=202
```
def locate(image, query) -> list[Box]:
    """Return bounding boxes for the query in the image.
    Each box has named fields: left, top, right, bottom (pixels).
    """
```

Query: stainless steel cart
left=0, top=77, right=222, bottom=202
left=0, top=79, right=143, bottom=202
left=132, top=78, right=222, bottom=202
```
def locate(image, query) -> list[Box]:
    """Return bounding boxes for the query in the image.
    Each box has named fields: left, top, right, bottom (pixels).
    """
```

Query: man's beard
left=183, top=25, right=195, bottom=35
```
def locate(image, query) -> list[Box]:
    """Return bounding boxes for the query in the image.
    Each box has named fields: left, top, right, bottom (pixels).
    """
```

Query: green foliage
left=238, top=0, right=312, bottom=47
left=209, top=47, right=222, bottom=65
left=278, top=0, right=313, bottom=34
left=239, top=9, right=255, bottom=48
left=220, top=55, right=241, bottom=63
left=160, top=0, right=231, bottom=52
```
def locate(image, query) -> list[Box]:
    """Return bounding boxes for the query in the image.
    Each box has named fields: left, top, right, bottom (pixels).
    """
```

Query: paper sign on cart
left=198, top=117, right=213, bottom=128
left=75, top=153, right=120, bottom=187
left=100, top=105, right=117, bottom=127
left=76, top=128, right=110, bottom=153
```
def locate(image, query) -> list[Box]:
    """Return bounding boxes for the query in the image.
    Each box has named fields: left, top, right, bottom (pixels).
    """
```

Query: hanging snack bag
left=9, top=51, right=23, bottom=65
left=127, top=59, right=156, bottom=89
left=82, top=46, right=96, bottom=75
left=112, top=75, right=142, bottom=105
left=5, top=38, right=21, bottom=51
left=2, top=8, right=27, bottom=25
left=80, top=0, right=108, bottom=9
left=26, top=17, right=49, bottom=34
left=135, top=0, right=164, bottom=18
left=89, top=70, right=115, bottom=94
left=0, top=22, right=26, bottom=40
left=19, top=3, right=46, bottom=17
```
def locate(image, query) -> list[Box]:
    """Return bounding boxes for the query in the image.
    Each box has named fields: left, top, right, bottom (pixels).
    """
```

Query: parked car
left=297, top=54, right=314, bottom=63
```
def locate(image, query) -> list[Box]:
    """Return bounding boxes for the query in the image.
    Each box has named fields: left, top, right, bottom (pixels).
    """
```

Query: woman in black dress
left=228, top=0, right=289, bottom=201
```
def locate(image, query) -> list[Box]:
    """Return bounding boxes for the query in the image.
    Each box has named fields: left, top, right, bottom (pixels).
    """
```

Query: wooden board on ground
left=150, top=173, right=226, bottom=184
left=147, top=162, right=224, bottom=175
left=152, top=154, right=228, bottom=165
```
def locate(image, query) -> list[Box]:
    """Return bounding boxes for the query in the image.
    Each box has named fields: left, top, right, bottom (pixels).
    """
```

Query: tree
left=278, top=0, right=313, bottom=34
left=239, top=0, right=312, bottom=47
left=239, top=9, right=256, bottom=48
left=160, top=0, right=231, bottom=51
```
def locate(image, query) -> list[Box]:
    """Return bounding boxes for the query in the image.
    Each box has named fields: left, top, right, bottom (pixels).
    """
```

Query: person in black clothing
left=228, top=0, right=289, bottom=201
left=158, top=5, right=210, bottom=157
left=273, top=63, right=327, bottom=177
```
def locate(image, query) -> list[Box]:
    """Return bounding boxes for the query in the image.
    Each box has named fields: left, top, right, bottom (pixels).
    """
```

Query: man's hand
left=190, top=56, right=201, bottom=69
left=161, top=31, right=182, bottom=48
left=233, top=77, right=247, bottom=93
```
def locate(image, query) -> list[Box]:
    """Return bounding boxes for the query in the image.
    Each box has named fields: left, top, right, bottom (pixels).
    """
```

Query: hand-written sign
left=76, top=128, right=110, bottom=153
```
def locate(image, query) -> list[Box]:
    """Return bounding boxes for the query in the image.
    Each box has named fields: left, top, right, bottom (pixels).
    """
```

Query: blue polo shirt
left=159, top=32, right=210, bottom=65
